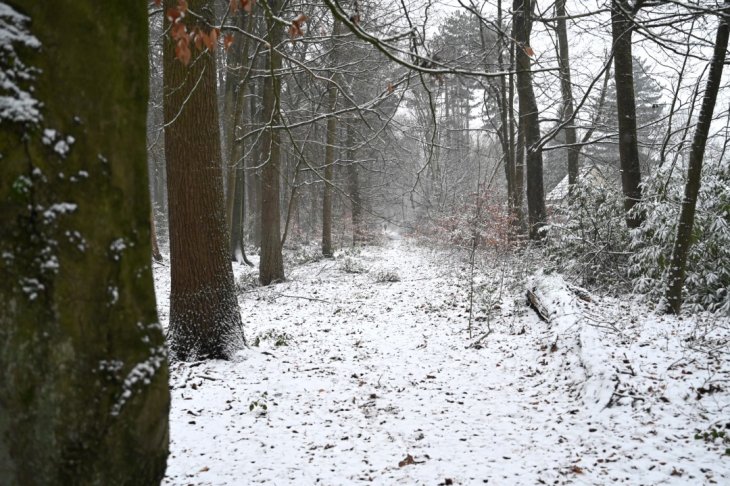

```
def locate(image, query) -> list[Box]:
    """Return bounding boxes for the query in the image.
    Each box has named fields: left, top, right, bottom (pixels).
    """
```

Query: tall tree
left=513, top=0, right=547, bottom=240
left=224, top=12, right=255, bottom=266
left=322, top=19, right=343, bottom=257
left=665, top=0, right=729, bottom=314
left=163, top=0, right=244, bottom=360
left=555, top=0, right=579, bottom=191
left=611, top=0, right=644, bottom=228
left=0, top=1, right=169, bottom=482
left=259, top=0, right=286, bottom=284
left=345, top=121, right=363, bottom=245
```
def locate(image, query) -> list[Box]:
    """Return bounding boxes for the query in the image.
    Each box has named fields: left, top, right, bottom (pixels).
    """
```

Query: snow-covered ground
left=155, top=239, right=730, bottom=485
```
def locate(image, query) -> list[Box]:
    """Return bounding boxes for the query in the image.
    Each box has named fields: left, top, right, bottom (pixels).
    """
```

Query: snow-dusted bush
left=630, top=159, right=730, bottom=313
left=543, top=182, right=632, bottom=292
left=285, top=241, right=324, bottom=266
left=236, top=268, right=259, bottom=292
left=339, top=256, right=368, bottom=274
left=374, top=268, right=400, bottom=283
left=413, top=192, right=515, bottom=252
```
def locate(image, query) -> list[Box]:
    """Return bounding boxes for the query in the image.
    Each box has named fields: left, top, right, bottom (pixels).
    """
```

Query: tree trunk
left=508, top=34, right=524, bottom=228
left=555, top=0, right=579, bottom=191
left=322, top=20, right=343, bottom=257
left=163, top=0, right=244, bottom=360
left=513, top=0, right=547, bottom=240
left=151, top=209, right=164, bottom=262
left=259, top=1, right=286, bottom=285
left=0, top=2, right=169, bottom=483
left=345, top=122, right=363, bottom=245
left=611, top=0, right=644, bottom=228
left=322, top=84, right=339, bottom=257
left=665, top=1, right=729, bottom=314
left=227, top=14, right=254, bottom=266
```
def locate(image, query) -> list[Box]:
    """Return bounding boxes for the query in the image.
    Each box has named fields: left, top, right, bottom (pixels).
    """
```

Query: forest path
left=160, top=240, right=727, bottom=485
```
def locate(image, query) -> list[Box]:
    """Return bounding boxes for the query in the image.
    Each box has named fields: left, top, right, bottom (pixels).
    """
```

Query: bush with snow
left=630, top=158, right=730, bottom=313
left=374, top=268, right=400, bottom=283
left=339, top=255, right=368, bottom=274
left=543, top=181, right=632, bottom=293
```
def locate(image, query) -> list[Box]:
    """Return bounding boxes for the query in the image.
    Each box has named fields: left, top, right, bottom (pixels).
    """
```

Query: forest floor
left=155, top=237, right=730, bottom=485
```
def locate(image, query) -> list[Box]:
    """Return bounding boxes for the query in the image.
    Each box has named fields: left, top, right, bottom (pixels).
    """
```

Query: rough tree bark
left=665, top=1, right=729, bottom=314
left=259, top=0, right=286, bottom=284
left=513, top=0, right=547, bottom=240
left=555, top=0, right=579, bottom=190
left=611, top=0, right=644, bottom=228
left=163, top=0, right=244, bottom=360
left=0, top=1, right=169, bottom=482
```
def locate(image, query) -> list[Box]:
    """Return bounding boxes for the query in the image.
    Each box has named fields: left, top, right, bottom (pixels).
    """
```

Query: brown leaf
left=241, top=0, right=255, bottom=13
left=224, top=33, right=235, bottom=51
left=398, top=454, right=415, bottom=467
left=289, top=13, right=307, bottom=40
left=171, top=22, right=187, bottom=42
left=166, top=7, right=182, bottom=22
left=193, top=29, right=204, bottom=51
left=207, top=28, right=219, bottom=50
left=570, top=465, right=584, bottom=474
left=176, top=40, right=191, bottom=65
left=524, top=45, right=535, bottom=57
left=230, top=0, right=239, bottom=13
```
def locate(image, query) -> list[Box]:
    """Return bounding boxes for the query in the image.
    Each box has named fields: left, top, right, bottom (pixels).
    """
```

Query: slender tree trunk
left=555, top=0, right=579, bottom=190
left=259, top=1, right=285, bottom=284
left=163, top=0, right=244, bottom=360
left=665, top=1, right=729, bottom=314
left=345, top=122, right=363, bottom=245
left=224, top=13, right=247, bottom=239
left=322, top=20, right=343, bottom=257
left=513, top=0, right=547, bottom=240
left=227, top=14, right=254, bottom=266
left=248, top=77, right=262, bottom=246
left=151, top=209, right=163, bottom=262
left=508, top=35, right=524, bottom=228
left=322, top=84, right=339, bottom=257
left=0, top=2, right=169, bottom=482
left=611, top=0, right=644, bottom=228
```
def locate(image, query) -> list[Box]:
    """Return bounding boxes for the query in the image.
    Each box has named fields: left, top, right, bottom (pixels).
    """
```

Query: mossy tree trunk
left=0, top=1, right=169, bottom=484
left=163, top=0, right=245, bottom=360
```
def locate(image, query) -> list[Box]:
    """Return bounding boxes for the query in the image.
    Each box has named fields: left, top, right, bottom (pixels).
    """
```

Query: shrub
left=374, top=268, right=400, bottom=283
left=630, top=159, right=730, bottom=313
left=339, top=255, right=368, bottom=274
left=543, top=181, right=632, bottom=292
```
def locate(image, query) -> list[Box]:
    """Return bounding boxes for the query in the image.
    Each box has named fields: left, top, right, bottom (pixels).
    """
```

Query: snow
left=155, top=239, right=730, bottom=485
left=0, top=3, right=41, bottom=124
